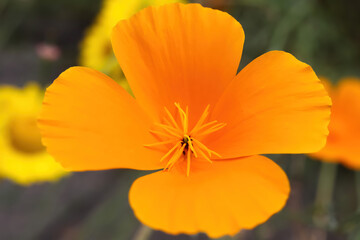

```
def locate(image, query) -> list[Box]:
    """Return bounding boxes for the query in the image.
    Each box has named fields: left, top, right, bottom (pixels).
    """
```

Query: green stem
left=133, top=225, right=152, bottom=240
left=314, top=162, right=338, bottom=228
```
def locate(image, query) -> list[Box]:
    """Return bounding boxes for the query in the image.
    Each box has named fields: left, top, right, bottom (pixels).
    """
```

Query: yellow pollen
left=145, top=103, right=226, bottom=176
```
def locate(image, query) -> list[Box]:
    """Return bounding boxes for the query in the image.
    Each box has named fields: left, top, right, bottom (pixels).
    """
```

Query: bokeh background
left=1, top=0, right=360, bottom=239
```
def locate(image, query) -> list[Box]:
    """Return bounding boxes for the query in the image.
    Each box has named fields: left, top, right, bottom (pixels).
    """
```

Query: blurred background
left=0, top=0, right=360, bottom=239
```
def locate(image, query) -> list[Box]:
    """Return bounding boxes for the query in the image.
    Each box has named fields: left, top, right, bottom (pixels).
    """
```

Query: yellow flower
left=0, top=83, right=68, bottom=185
left=79, top=0, right=185, bottom=83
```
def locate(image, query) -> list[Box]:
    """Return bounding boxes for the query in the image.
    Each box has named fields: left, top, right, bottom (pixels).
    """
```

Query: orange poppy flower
left=312, top=77, right=360, bottom=169
left=38, top=3, right=331, bottom=238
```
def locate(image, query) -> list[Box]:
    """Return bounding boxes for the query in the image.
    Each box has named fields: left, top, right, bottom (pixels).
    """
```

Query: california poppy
left=39, top=3, right=331, bottom=237
left=312, top=77, right=360, bottom=169
left=0, top=83, right=67, bottom=185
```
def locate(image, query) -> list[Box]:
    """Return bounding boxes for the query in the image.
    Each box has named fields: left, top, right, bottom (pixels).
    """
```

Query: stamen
left=164, top=107, right=179, bottom=129
left=160, top=142, right=182, bottom=162
left=149, top=130, right=176, bottom=139
left=175, top=103, right=186, bottom=129
left=192, top=138, right=222, bottom=158
left=186, top=149, right=191, bottom=177
left=184, top=106, right=189, bottom=133
left=184, top=135, right=198, bottom=158
left=144, top=139, right=178, bottom=148
left=144, top=103, right=225, bottom=176
left=209, top=150, right=222, bottom=158
left=163, top=118, right=175, bottom=129
left=165, top=144, right=186, bottom=170
left=192, top=138, right=211, bottom=156
left=196, top=123, right=227, bottom=137
left=194, top=145, right=213, bottom=164
left=154, top=123, right=182, bottom=137
left=190, top=120, right=218, bottom=135
left=190, top=105, right=210, bottom=134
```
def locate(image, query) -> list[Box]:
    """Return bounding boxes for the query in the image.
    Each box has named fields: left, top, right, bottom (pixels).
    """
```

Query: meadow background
left=0, top=0, right=360, bottom=239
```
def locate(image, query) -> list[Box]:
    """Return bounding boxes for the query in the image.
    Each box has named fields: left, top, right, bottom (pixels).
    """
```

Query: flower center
left=8, top=116, right=45, bottom=154
left=145, top=103, right=226, bottom=176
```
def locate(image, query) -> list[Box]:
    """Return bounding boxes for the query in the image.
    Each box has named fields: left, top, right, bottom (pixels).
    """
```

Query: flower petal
left=111, top=3, right=244, bottom=125
left=313, top=78, right=360, bottom=169
left=206, top=51, right=331, bottom=158
left=38, top=67, right=164, bottom=171
left=129, top=155, right=289, bottom=238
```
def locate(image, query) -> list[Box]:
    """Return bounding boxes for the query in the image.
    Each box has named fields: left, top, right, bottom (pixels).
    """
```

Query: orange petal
left=111, top=3, right=244, bottom=125
left=206, top=51, right=331, bottom=158
left=313, top=78, right=360, bottom=169
left=38, top=67, right=164, bottom=171
left=318, top=76, right=333, bottom=95
left=129, top=155, right=289, bottom=238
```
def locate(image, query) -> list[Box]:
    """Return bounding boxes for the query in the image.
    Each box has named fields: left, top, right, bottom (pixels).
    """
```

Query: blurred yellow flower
left=79, top=0, right=184, bottom=86
left=0, top=83, right=68, bottom=185
left=312, top=77, right=360, bottom=169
